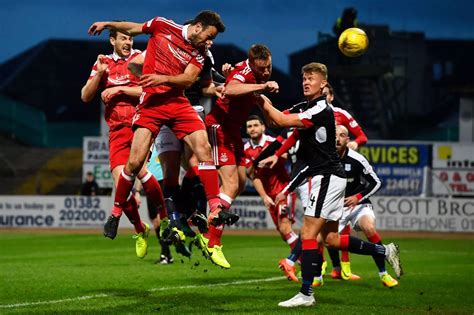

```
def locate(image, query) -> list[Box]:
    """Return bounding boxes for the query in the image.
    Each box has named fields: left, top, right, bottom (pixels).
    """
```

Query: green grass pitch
left=1, top=232, right=473, bottom=314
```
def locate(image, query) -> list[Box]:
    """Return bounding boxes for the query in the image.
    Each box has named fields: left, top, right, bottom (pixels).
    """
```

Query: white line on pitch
left=0, top=276, right=285, bottom=309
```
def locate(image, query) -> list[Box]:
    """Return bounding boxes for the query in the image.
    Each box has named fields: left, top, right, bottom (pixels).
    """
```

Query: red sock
left=198, top=161, right=221, bottom=210
left=340, top=225, right=351, bottom=262
left=115, top=169, right=135, bottom=206
left=368, top=232, right=382, bottom=244
left=111, top=205, right=122, bottom=217
left=205, top=224, right=224, bottom=247
left=185, top=166, right=199, bottom=178
left=301, top=239, right=318, bottom=250
left=219, top=193, right=233, bottom=210
left=339, top=234, right=349, bottom=250
left=139, top=172, right=167, bottom=218
left=122, top=195, right=144, bottom=234
left=284, top=231, right=298, bottom=249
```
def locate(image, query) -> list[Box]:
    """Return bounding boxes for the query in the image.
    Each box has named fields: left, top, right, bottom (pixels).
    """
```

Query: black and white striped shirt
left=341, top=148, right=381, bottom=203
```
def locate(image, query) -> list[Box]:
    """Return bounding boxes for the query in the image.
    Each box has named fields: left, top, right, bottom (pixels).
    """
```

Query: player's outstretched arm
left=225, top=80, right=279, bottom=97
left=258, top=95, right=304, bottom=128
left=88, top=21, right=144, bottom=37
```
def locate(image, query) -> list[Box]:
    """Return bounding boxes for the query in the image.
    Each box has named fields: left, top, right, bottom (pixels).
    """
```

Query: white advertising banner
left=0, top=196, right=303, bottom=231
left=432, top=143, right=474, bottom=197
left=1, top=196, right=472, bottom=233
left=0, top=196, right=146, bottom=229
left=372, top=196, right=474, bottom=232
left=82, top=137, right=113, bottom=189
left=431, top=169, right=474, bottom=196
left=432, top=143, right=474, bottom=169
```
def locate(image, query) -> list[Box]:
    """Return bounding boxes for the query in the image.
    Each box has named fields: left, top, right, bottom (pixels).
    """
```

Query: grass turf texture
left=0, top=233, right=473, bottom=314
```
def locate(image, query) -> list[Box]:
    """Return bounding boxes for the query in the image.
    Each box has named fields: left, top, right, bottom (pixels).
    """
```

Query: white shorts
left=154, top=105, right=205, bottom=155
left=155, top=125, right=182, bottom=155
left=297, top=174, right=346, bottom=221
left=339, top=203, right=376, bottom=232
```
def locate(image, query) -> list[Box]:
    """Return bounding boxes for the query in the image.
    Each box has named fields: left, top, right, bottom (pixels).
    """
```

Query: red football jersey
left=244, top=135, right=290, bottom=196
left=206, top=59, right=260, bottom=127
left=141, top=17, right=205, bottom=96
left=88, top=49, right=141, bottom=131
left=332, top=105, right=368, bottom=146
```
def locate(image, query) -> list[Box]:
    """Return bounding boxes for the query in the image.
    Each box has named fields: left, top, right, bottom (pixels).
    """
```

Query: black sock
left=288, top=236, right=302, bottom=262
left=348, top=236, right=385, bottom=257
left=180, top=177, right=196, bottom=217
left=163, top=185, right=182, bottom=221
left=300, top=249, right=317, bottom=296
left=327, top=247, right=341, bottom=268
left=314, top=250, right=323, bottom=277
left=191, top=177, right=207, bottom=216
left=371, top=240, right=386, bottom=272
left=159, top=238, right=171, bottom=257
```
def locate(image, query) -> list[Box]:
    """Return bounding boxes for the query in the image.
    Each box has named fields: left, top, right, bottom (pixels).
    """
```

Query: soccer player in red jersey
left=244, top=115, right=298, bottom=248
left=81, top=29, right=166, bottom=258
left=88, top=11, right=238, bottom=233
left=194, top=44, right=279, bottom=268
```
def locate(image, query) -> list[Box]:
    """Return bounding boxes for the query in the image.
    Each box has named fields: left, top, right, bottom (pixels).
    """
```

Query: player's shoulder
left=265, top=135, right=276, bottom=143
left=155, top=17, right=182, bottom=29
left=243, top=141, right=252, bottom=150
left=332, top=105, right=354, bottom=119
left=288, top=100, right=307, bottom=113
left=347, top=148, right=369, bottom=164
left=231, top=60, right=253, bottom=80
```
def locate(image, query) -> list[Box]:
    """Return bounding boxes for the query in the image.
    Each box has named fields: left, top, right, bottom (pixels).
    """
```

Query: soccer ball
left=338, top=27, right=369, bottom=57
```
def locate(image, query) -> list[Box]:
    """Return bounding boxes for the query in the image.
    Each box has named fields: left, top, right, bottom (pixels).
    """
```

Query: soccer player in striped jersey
left=256, top=62, right=402, bottom=307
left=334, top=125, right=399, bottom=287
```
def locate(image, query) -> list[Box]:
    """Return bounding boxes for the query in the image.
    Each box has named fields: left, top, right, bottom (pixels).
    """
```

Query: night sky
left=1, top=0, right=473, bottom=73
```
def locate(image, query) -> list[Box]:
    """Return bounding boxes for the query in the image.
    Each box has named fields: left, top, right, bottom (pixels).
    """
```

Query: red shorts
left=109, top=126, right=133, bottom=171
left=133, top=92, right=206, bottom=139
left=268, top=192, right=297, bottom=227
left=207, top=124, right=245, bottom=166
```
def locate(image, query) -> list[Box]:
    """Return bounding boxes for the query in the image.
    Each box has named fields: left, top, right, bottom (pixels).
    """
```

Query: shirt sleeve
left=142, top=16, right=164, bottom=35
left=297, top=104, right=326, bottom=128
left=189, top=53, right=205, bottom=70
left=356, top=155, right=381, bottom=202
left=338, top=111, right=368, bottom=146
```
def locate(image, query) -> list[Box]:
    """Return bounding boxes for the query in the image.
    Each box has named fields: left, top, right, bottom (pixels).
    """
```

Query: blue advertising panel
left=358, top=143, right=430, bottom=196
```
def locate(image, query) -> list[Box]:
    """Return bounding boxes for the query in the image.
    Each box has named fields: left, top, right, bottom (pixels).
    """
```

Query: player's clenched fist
left=264, top=81, right=279, bottom=93
left=96, top=54, right=108, bottom=74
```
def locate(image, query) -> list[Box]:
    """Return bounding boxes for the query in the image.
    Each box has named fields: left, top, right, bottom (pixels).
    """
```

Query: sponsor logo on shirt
left=168, top=43, right=191, bottom=65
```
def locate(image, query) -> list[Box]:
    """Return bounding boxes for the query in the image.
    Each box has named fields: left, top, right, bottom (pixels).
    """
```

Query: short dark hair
left=248, top=44, right=271, bottom=62
left=246, top=115, right=265, bottom=125
left=86, top=172, right=94, bottom=176
left=192, top=10, right=225, bottom=33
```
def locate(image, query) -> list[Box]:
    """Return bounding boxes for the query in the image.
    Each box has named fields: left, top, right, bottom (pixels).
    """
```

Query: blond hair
left=301, top=62, right=328, bottom=80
